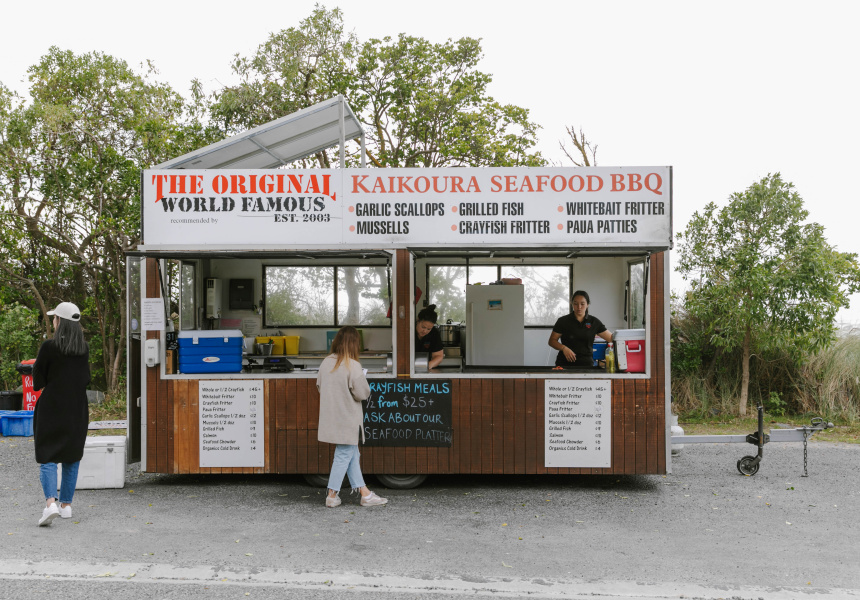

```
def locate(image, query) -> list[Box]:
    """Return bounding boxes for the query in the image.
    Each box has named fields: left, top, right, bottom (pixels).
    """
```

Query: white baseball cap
left=47, top=302, right=82, bottom=322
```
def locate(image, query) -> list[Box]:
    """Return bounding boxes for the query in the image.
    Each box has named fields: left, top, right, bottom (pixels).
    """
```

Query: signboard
left=141, top=298, right=165, bottom=331
left=361, top=379, right=453, bottom=447
left=544, top=380, right=610, bottom=468
left=142, top=167, right=671, bottom=249
left=199, top=380, right=264, bottom=467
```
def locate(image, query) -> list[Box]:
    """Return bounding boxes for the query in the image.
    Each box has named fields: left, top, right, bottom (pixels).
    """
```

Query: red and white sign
left=142, top=167, right=672, bottom=249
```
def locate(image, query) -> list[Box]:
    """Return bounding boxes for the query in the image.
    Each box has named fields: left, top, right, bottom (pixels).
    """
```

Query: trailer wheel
left=375, top=474, right=428, bottom=489
left=303, top=474, right=329, bottom=487
left=737, top=456, right=759, bottom=476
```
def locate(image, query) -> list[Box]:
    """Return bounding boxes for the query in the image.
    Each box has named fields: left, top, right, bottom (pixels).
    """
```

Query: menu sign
left=362, top=379, right=453, bottom=447
left=544, top=380, right=610, bottom=468
left=142, top=167, right=672, bottom=249
left=199, top=380, right=264, bottom=467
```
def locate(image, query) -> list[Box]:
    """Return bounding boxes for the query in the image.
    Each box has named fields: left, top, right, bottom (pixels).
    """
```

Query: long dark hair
left=330, top=326, right=361, bottom=371
left=54, top=317, right=88, bottom=356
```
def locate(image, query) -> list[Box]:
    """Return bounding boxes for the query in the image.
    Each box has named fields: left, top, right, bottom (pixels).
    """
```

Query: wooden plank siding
left=143, top=253, right=667, bottom=476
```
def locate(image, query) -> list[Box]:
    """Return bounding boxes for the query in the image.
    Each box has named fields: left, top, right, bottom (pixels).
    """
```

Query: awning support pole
left=339, top=95, right=346, bottom=169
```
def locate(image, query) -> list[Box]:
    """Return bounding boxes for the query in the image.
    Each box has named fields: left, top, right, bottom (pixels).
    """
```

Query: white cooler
left=614, top=328, right=646, bottom=373
left=60, top=435, right=126, bottom=489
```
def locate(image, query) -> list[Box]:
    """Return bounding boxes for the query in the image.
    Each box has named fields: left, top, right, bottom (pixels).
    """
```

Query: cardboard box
left=61, top=436, right=126, bottom=489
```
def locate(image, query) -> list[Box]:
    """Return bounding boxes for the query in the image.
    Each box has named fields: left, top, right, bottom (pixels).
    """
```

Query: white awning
left=153, top=96, right=365, bottom=170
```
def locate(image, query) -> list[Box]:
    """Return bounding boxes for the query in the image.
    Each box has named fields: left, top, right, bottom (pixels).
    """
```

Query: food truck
left=127, top=97, right=672, bottom=487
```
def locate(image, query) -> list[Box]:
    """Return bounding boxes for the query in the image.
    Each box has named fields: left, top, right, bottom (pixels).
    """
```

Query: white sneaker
left=325, top=493, right=342, bottom=508
left=59, top=504, right=72, bottom=519
left=39, top=503, right=60, bottom=527
left=360, top=491, right=388, bottom=507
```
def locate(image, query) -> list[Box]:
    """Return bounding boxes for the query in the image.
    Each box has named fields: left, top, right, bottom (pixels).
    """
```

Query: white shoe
left=325, top=493, right=341, bottom=508
left=360, top=491, right=388, bottom=507
left=59, top=504, right=72, bottom=519
left=39, top=503, right=60, bottom=527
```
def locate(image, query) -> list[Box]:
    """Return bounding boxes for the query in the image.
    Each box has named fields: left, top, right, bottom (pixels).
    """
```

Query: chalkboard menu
left=544, top=380, right=611, bottom=468
left=362, top=379, right=453, bottom=447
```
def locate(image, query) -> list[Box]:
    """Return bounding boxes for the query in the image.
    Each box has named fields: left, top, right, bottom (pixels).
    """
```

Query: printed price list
left=199, top=380, right=264, bottom=468
left=544, top=380, right=611, bottom=468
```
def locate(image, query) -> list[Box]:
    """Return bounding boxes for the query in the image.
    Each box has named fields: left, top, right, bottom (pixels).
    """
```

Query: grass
left=679, top=414, right=860, bottom=444
left=88, top=390, right=127, bottom=437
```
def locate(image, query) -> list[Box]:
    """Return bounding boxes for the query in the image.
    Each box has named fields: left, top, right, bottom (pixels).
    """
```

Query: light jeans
left=327, top=444, right=365, bottom=492
left=39, top=461, right=80, bottom=504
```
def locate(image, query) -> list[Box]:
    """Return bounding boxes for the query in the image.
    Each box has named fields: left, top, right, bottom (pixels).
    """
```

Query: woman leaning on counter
left=548, top=290, right=612, bottom=368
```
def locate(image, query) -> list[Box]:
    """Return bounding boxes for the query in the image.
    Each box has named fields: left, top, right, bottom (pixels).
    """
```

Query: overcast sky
left=3, top=0, right=858, bottom=324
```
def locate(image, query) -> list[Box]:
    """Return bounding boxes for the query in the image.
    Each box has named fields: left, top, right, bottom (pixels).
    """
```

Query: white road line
left=0, top=560, right=857, bottom=599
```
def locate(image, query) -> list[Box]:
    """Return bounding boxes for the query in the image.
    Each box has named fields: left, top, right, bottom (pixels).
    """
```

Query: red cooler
left=16, top=359, right=41, bottom=410
left=614, top=329, right=646, bottom=373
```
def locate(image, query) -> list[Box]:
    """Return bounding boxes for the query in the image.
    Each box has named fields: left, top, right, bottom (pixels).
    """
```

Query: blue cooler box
left=592, top=341, right=607, bottom=366
left=178, top=330, right=244, bottom=374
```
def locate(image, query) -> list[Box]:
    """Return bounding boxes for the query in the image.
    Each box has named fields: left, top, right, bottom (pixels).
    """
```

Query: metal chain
left=802, top=428, right=809, bottom=477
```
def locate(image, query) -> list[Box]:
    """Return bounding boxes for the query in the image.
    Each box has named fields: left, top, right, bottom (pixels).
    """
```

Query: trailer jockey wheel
left=737, top=455, right=759, bottom=476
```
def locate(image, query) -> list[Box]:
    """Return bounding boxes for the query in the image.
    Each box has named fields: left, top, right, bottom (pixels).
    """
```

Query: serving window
left=150, top=251, right=395, bottom=378
left=414, top=251, right=651, bottom=377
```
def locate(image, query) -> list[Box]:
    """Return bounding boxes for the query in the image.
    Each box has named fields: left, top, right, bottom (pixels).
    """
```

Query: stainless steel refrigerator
left=465, top=285, right=525, bottom=366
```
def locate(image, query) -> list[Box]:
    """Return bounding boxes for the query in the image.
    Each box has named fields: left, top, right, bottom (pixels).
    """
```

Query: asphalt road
left=1, top=434, right=858, bottom=599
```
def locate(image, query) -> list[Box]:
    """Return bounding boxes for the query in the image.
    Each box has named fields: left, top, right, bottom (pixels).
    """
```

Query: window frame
left=262, top=263, right=392, bottom=328
left=425, top=262, right=573, bottom=328
left=626, top=258, right=647, bottom=329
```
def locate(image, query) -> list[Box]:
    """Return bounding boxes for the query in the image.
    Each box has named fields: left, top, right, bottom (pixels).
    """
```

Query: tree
left=353, top=34, right=543, bottom=167
left=559, top=125, right=598, bottom=167
left=0, top=303, right=40, bottom=389
left=0, top=48, right=213, bottom=391
left=676, top=173, right=860, bottom=415
left=208, top=5, right=544, bottom=169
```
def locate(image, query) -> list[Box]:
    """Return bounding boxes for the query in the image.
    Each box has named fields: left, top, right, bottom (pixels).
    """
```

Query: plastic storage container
left=284, top=336, right=300, bottom=355
left=1, top=410, right=34, bottom=436
left=592, top=341, right=607, bottom=365
left=270, top=336, right=286, bottom=355
left=0, top=390, right=23, bottom=411
left=178, top=330, right=243, bottom=373
left=60, top=436, right=126, bottom=489
left=614, top=329, right=646, bottom=373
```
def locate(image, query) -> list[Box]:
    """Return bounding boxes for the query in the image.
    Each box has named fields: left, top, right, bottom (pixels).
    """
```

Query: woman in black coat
left=33, top=302, right=90, bottom=526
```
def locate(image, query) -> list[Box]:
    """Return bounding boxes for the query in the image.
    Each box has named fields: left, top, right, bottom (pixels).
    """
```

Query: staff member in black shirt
left=548, top=290, right=612, bottom=368
left=415, top=304, right=444, bottom=370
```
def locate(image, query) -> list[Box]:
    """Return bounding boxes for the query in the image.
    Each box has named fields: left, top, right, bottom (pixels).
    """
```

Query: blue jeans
left=39, top=461, right=80, bottom=504
left=327, top=445, right=365, bottom=492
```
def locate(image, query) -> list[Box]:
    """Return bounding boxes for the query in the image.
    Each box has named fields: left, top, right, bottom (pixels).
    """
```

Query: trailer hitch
left=671, top=405, right=833, bottom=476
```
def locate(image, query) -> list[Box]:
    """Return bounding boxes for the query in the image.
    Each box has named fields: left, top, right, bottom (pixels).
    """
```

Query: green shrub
left=0, top=303, right=41, bottom=390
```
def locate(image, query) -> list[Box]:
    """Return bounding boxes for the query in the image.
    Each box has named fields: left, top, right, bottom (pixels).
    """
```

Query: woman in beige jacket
left=317, top=326, right=387, bottom=508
